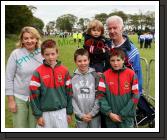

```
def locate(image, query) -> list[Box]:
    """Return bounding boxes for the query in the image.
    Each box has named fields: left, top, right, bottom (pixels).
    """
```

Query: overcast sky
left=2, top=1, right=158, bottom=26
left=32, top=1, right=157, bottom=26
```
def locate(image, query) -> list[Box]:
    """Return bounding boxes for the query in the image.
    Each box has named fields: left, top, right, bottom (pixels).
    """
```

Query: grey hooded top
left=71, top=67, right=99, bottom=119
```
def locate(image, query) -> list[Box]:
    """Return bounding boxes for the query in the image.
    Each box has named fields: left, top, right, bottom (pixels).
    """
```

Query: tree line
left=5, top=5, right=154, bottom=35
left=46, top=10, right=154, bottom=34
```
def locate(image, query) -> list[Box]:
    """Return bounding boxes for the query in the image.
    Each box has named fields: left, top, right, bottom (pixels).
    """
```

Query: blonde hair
left=16, top=26, right=41, bottom=49
left=86, top=19, right=104, bottom=35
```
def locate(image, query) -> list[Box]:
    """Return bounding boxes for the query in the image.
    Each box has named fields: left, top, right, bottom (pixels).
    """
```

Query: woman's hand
left=7, top=96, right=17, bottom=113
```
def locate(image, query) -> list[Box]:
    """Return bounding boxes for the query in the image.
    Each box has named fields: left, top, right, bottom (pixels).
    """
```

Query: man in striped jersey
left=106, top=15, right=143, bottom=96
left=29, top=39, right=73, bottom=128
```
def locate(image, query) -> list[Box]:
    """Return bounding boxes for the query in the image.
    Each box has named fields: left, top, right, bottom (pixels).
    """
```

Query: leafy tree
left=56, top=14, right=77, bottom=32
left=137, top=10, right=145, bottom=30
left=46, top=21, right=56, bottom=35
left=77, top=18, right=90, bottom=32
left=95, top=13, right=108, bottom=24
left=109, top=10, right=128, bottom=23
left=31, top=17, right=44, bottom=34
left=5, top=5, right=44, bottom=35
left=128, top=14, right=140, bottom=31
left=143, top=11, right=155, bottom=30
left=5, top=5, right=33, bottom=34
left=28, top=5, right=37, bottom=14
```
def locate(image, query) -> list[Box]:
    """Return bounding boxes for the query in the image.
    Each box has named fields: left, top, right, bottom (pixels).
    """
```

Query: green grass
left=5, top=34, right=18, bottom=65
left=5, top=34, right=155, bottom=128
left=130, top=35, right=155, bottom=105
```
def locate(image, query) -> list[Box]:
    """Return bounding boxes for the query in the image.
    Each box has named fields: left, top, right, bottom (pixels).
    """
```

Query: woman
left=5, top=26, right=43, bottom=128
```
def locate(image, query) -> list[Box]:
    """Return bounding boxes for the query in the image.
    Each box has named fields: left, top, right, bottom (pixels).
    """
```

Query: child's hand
left=67, top=115, right=72, bottom=124
left=104, top=44, right=110, bottom=51
left=102, top=48, right=106, bottom=53
left=81, top=114, right=88, bottom=122
left=109, top=112, right=122, bottom=122
left=37, top=117, right=45, bottom=126
left=89, top=45, right=94, bottom=53
left=81, top=114, right=92, bottom=122
left=97, top=72, right=102, bottom=75
left=86, top=113, right=93, bottom=120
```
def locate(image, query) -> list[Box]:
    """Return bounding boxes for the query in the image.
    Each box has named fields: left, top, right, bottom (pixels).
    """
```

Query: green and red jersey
left=97, top=66, right=139, bottom=119
left=29, top=60, right=73, bottom=118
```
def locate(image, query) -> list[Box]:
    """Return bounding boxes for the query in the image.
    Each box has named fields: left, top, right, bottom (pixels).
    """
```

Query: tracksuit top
left=112, top=35, right=143, bottom=95
left=83, top=34, right=111, bottom=65
left=29, top=60, right=73, bottom=118
left=97, top=66, right=139, bottom=120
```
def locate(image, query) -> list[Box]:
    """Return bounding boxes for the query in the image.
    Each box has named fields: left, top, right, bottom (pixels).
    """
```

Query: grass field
left=5, top=34, right=155, bottom=128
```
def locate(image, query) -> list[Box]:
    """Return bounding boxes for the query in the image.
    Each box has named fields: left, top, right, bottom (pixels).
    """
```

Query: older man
left=106, top=15, right=143, bottom=95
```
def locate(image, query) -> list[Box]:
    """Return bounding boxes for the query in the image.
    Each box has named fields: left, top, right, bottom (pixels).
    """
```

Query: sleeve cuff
left=5, top=91, right=14, bottom=96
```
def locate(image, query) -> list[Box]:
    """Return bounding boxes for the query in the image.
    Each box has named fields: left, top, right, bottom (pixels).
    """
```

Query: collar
left=112, top=38, right=126, bottom=48
left=43, top=60, right=61, bottom=67
left=111, top=34, right=132, bottom=51
left=110, top=65, right=126, bottom=73
left=74, top=67, right=95, bottom=75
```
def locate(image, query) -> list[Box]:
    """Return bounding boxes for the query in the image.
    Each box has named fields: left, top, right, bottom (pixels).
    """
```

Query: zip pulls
left=51, top=65, right=64, bottom=88
left=118, top=70, right=120, bottom=95
left=51, top=68, right=56, bottom=88
left=43, top=60, right=62, bottom=88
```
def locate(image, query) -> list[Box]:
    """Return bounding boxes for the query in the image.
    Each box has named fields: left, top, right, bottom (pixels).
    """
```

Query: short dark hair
left=109, top=48, right=125, bottom=60
left=74, top=48, right=89, bottom=62
left=41, top=39, right=58, bottom=55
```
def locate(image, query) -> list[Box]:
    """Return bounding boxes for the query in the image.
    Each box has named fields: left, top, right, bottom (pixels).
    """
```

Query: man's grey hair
left=106, top=15, right=124, bottom=29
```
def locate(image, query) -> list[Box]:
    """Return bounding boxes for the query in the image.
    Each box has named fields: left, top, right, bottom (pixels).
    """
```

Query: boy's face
left=110, top=55, right=124, bottom=70
left=75, top=55, right=90, bottom=73
left=42, top=48, right=58, bottom=66
left=91, top=28, right=101, bottom=38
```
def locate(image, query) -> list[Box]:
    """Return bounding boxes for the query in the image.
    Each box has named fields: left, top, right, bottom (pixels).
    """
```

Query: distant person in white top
left=5, top=26, right=44, bottom=128
left=148, top=32, right=153, bottom=48
left=139, top=32, right=145, bottom=49
left=144, top=33, right=150, bottom=48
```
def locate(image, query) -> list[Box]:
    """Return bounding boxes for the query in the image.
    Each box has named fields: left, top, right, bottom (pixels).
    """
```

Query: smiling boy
left=29, top=39, right=73, bottom=128
left=71, top=48, right=101, bottom=128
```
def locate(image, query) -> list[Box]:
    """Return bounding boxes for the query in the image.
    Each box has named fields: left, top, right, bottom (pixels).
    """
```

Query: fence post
left=147, top=59, right=155, bottom=102
left=140, top=57, right=149, bottom=99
